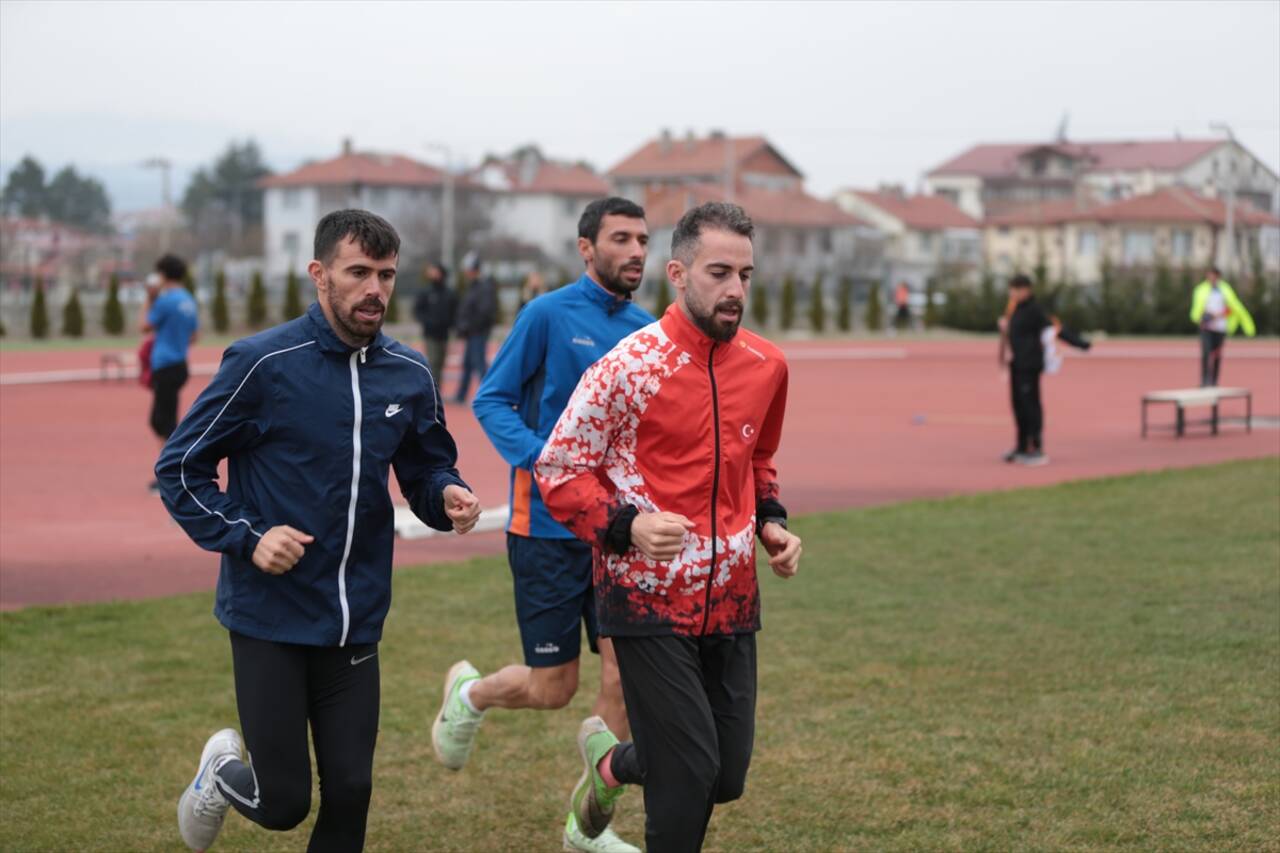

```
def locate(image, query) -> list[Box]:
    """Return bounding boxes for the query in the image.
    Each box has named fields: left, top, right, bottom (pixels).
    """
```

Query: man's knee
left=256, top=789, right=311, bottom=831
left=528, top=664, right=578, bottom=709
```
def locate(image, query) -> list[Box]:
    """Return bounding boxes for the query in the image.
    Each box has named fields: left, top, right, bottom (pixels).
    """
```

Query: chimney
left=659, top=128, right=672, bottom=154
left=685, top=128, right=697, bottom=152
left=518, top=146, right=540, bottom=187
left=341, top=137, right=353, bottom=156
left=709, top=129, right=726, bottom=140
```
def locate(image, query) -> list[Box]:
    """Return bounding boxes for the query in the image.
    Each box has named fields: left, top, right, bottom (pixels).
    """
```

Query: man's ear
left=666, top=258, right=686, bottom=293
left=577, top=236, right=593, bottom=266
left=307, top=259, right=325, bottom=291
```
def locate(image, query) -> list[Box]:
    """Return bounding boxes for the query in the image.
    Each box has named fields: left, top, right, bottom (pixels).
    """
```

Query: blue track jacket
left=472, top=274, right=653, bottom=538
left=156, top=302, right=468, bottom=646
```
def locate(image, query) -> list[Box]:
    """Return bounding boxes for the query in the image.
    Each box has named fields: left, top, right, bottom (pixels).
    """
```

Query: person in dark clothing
left=413, top=261, right=456, bottom=383
left=452, top=252, right=498, bottom=403
left=998, top=274, right=1090, bottom=466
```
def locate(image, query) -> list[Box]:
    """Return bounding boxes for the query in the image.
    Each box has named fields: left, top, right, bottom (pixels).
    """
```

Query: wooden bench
left=1141, top=387, right=1252, bottom=438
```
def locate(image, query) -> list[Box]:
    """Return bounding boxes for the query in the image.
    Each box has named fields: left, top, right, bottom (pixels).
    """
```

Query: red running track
left=2, top=337, right=1277, bottom=609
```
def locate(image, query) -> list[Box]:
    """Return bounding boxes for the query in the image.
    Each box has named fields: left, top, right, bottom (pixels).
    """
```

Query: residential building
left=609, top=131, right=883, bottom=283
left=471, top=145, right=610, bottom=273
left=926, top=138, right=1280, bottom=221
left=833, top=188, right=982, bottom=290
left=259, top=140, right=491, bottom=285
left=982, top=187, right=1280, bottom=283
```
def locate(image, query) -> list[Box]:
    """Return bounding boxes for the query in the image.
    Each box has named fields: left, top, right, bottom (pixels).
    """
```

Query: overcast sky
left=2, top=0, right=1278, bottom=211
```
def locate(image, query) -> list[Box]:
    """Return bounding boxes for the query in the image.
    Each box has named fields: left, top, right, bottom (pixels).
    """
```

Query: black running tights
left=214, top=631, right=380, bottom=853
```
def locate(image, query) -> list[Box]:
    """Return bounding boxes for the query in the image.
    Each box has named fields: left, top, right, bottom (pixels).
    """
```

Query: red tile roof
left=644, top=184, right=868, bottom=229
left=844, top=190, right=980, bottom=230
left=480, top=157, right=609, bottom=196
left=984, top=198, right=1098, bottom=227
left=609, top=135, right=802, bottom=179
left=259, top=152, right=452, bottom=188
left=928, top=139, right=1224, bottom=177
left=1083, top=187, right=1280, bottom=227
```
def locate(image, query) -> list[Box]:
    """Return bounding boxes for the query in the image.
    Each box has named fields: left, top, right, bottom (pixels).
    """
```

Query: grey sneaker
left=1016, top=451, right=1049, bottom=466
left=177, top=728, right=242, bottom=851
left=570, top=716, right=623, bottom=839
left=563, top=811, right=640, bottom=852
left=431, top=660, right=483, bottom=770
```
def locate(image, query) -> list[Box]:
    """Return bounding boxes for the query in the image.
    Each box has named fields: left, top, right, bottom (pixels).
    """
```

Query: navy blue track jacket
left=156, top=302, right=468, bottom=647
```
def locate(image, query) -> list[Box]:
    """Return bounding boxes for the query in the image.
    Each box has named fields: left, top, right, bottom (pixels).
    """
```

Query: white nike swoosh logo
left=385, top=404, right=402, bottom=417
left=350, top=653, right=377, bottom=666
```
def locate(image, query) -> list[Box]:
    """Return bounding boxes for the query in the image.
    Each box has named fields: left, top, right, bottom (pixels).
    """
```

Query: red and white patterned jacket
left=534, top=304, right=789, bottom=636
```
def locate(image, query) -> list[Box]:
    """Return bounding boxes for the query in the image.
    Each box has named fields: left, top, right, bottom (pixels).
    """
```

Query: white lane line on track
left=0, top=363, right=219, bottom=386
left=394, top=504, right=508, bottom=539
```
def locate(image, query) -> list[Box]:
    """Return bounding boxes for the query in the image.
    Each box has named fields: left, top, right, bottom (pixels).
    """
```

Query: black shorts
left=506, top=533, right=599, bottom=667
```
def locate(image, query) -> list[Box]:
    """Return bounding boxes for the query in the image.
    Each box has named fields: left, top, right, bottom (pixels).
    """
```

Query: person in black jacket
left=998, top=274, right=1090, bottom=466
left=452, top=252, right=498, bottom=403
left=159, top=210, right=483, bottom=853
left=413, top=260, right=456, bottom=382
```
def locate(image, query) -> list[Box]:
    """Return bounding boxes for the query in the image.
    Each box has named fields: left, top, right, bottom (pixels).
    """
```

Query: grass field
left=2, top=459, right=1277, bottom=852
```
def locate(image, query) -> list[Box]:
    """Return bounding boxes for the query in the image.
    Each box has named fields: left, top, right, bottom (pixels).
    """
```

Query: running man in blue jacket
left=431, top=197, right=651, bottom=853
left=158, top=210, right=482, bottom=853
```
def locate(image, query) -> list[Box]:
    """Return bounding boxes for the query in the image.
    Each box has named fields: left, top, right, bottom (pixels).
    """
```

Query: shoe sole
left=431, top=660, right=475, bottom=770
left=178, top=728, right=241, bottom=851
left=572, top=716, right=613, bottom=839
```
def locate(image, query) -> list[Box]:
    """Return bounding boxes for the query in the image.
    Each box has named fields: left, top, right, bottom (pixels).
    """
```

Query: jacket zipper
left=702, top=343, right=721, bottom=635
left=336, top=346, right=367, bottom=645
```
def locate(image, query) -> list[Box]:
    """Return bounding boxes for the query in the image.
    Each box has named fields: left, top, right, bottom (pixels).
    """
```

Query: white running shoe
left=562, top=812, right=641, bottom=852
left=177, top=728, right=242, bottom=851
left=431, top=660, right=484, bottom=770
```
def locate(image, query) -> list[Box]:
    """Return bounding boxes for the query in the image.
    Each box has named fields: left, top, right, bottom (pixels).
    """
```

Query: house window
left=563, top=197, right=579, bottom=216
left=282, top=231, right=300, bottom=259
left=368, top=187, right=388, bottom=207
left=282, top=188, right=301, bottom=209
left=919, top=232, right=935, bottom=253
left=998, top=226, right=1011, bottom=236
left=1171, top=229, right=1193, bottom=260
left=818, top=229, right=832, bottom=253
left=1077, top=230, right=1098, bottom=256
left=1122, top=230, right=1154, bottom=264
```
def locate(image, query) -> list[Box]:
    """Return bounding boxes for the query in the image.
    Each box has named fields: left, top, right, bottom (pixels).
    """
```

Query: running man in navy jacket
left=158, top=210, right=482, bottom=853
left=431, top=198, right=651, bottom=853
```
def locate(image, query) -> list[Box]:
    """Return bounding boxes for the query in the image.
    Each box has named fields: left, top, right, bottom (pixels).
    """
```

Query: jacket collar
left=305, top=301, right=389, bottom=355
left=658, top=302, right=733, bottom=364
left=576, top=273, right=633, bottom=316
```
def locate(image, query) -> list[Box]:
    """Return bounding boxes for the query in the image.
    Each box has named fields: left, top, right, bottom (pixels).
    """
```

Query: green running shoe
left=431, top=660, right=483, bottom=770
left=562, top=812, right=640, bottom=852
left=570, top=716, right=623, bottom=839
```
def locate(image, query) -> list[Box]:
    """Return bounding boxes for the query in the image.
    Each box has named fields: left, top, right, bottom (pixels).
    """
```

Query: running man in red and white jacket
left=535, top=202, right=802, bottom=853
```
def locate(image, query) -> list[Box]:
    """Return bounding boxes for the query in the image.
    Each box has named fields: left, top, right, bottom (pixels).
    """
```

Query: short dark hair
left=154, top=254, right=187, bottom=282
left=314, top=209, right=400, bottom=265
left=1009, top=273, right=1033, bottom=289
left=1208, top=265, right=1221, bottom=276
left=578, top=197, right=646, bottom=243
left=671, top=202, right=754, bottom=264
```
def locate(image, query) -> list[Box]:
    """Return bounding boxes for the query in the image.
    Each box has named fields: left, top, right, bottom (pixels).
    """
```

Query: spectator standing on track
left=534, top=202, right=803, bottom=853
left=413, top=260, right=456, bottom=383
left=452, top=251, right=498, bottom=403
left=431, top=197, right=652, bottom=853
left=141, top=256, right=198, bottom=494
left=894, top=281, right=911, bottom=332
left=1190, top=266, right=1255, bottom=387
left=156, top=210, right=482, bottom=853
left=998, top=274, right=1090, bottom=466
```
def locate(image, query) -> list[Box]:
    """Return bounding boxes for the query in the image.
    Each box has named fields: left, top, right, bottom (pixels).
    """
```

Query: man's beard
left=686, top=291, right=744, bottom=342
left=329, top=292, right=385, bottom=344
left=596, top=256, right=644, bottom=296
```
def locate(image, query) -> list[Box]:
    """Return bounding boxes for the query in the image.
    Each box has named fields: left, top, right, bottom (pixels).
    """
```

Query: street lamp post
left=142, top=157, right=173, bottom=253
left=1209, top=123, right=1237, bottom=277
left=423, top=143, right=456, bottom=273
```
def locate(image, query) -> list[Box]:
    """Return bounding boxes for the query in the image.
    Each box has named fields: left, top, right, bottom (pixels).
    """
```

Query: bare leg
left=592, top=637, right=629, bottom=739
left=468, top=658, right=580, bottom=712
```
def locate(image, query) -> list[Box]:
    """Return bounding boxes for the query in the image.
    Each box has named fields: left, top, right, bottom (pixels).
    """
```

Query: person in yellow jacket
left=1190, top=266, right=1255, bottom=387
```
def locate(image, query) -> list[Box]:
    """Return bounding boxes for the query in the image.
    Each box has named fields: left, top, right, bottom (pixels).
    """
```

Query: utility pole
left=424, top=143, right=456, bottom=272
left=1209, top=123, right=1237, bottom=277
left=142, top=156, right=173, bottom=252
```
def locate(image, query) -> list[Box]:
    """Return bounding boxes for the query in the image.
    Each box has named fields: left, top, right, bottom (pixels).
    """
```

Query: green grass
left=2, top=459, right=1277, bottom=851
